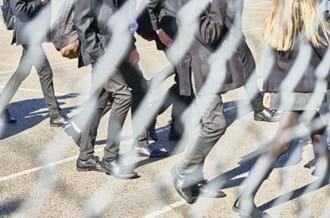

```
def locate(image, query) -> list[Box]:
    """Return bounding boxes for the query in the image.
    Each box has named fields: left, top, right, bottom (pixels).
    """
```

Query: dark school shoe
left=101, top=159, right=139, bottom=179
left=76, top=156, right=103, bottom=172
left=171, top=167, right=198, bottom=204
left=197, top=180, right=226, bottom=198
left=50, top=114, right=68, bottom=127
left=233, top=198, right=268, bottom=218
left=254, top=108, right=281, bottom=122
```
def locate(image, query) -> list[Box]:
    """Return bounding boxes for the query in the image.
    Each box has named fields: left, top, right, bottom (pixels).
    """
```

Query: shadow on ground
left=0, top=93, right=79, bottom=139
left=0, top=199, right=23, bottom=216
left=130, top=100, right=254, bottom=170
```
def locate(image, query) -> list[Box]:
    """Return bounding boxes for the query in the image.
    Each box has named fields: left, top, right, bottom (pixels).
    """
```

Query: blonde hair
left=264, top=0, right=330, bottom=51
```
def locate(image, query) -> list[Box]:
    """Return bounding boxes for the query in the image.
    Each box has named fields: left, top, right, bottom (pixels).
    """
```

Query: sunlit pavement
left=0, top=1, right=329, bottom=217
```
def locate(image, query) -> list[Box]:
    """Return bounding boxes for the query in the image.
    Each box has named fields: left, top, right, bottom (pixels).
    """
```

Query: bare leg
left=235, top=112, right=300, bottom=217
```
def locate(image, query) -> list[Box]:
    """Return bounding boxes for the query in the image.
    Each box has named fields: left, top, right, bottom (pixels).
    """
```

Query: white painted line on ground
left=144, top=200, right=186, bottom=218
left=0, top=70, right=13, bottom=75
left=0, top=156, right=77, bottom=182
left=0, top=102, right=238, bottom=183
left=0, top=124, right=171, bottom=183
left=0, top=63, right=15, bottom=67
left=0, top=34, right=12, bottom=39
left=0, top=85, right=68, bottom=96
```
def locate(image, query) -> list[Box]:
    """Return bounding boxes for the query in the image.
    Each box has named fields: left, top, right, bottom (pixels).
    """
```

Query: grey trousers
left=79, top=63, right=149, bottom=161
left=178, top=94, right=227, bottom=186
left=0, top=44, right=61, bottom=118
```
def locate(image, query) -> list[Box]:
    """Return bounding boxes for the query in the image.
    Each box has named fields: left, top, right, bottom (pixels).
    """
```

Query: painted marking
left=0, top=70, right=13, bottom=75
left=0, top=85, right=68, bottom=96
left=0, top=156, right=77, bottom=182
left=144, top=201, right=185, bottom=218
left=0, top=63, right=15, bottom=67
left=0, top=124, right=171, bottom=183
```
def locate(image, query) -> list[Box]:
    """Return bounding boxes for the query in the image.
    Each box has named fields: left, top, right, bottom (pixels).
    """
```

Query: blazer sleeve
left=199, top=0, right=227, bottom=45
left=10, top=0, right=45, bottom=22
left=74, top=0, right=104, bottom=63
left=147, top=0, right=161, bottom=31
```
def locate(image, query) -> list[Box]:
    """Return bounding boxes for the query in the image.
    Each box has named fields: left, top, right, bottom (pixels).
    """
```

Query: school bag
left=51, top=0, right=79, bottom=59
left=1, top=0, right=15, bottom=30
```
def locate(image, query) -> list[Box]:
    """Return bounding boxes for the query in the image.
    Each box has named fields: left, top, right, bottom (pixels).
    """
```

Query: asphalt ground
left=0, top=1, right=329, bottom=217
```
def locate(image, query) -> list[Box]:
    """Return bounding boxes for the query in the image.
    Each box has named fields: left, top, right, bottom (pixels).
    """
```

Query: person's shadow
left=0, top=199, right=23, bottom=217
left=0, top=93, right=79, bottom=139
left=205, top=134, right=310, bottom=189
left=132, top=99, right=255, bottom=169
left=203, top=134, right=329, bottom=214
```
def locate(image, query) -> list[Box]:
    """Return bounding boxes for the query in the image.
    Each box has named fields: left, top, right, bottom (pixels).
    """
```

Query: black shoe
left=76, top=156, right=102, bottom=172
left=171, top=168, right=198, bottom=204
left=101, top=160, right=139, bottom=179
left=233, top=198, right=266, bottom=218
left=135, top=146, right=151, bottom=157
left=254, top=108, right=281, bottom=122
left=148, top=128, right=158, bottom=142
left=64, top=122, right=81, bottom=146
left=198, top=181, right=226, bottom=198
left=50, top=114, right=68, bottom=127
left=150, top=148, right=169, bottom=158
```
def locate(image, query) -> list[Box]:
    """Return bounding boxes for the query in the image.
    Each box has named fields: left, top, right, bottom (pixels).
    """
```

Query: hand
left=156, top=29, right=172, bottom=47
left=128, top=49, right=140, bottom=66
left=41, top=0, right=48, bottom=5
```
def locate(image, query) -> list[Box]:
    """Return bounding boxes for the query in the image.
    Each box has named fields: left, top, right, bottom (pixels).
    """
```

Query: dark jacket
left=74, top=0, right=135, bottom=67
left=173, top=0, right=255, bottom=96
left=145, top=0, right=177, bottom=50
left=147, top=0, right=166, bottom=31
left=10, top=0, right=51, bottom=45
left=51, top=0, right=78, bottom=51
left=74, top=0, right=114, bottom=67
left=264, top=37, right=330, bottom=93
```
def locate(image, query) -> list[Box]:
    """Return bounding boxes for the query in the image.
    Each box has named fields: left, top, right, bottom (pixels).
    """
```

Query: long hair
left=264, top=0, right=330, bottom=51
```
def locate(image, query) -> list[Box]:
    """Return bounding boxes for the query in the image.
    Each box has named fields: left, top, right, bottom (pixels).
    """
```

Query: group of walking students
left=1, top=0, right=330, bottom=217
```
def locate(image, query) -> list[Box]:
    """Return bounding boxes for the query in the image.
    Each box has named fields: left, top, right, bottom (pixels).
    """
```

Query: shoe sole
left=199, top=190, right=226, bottom=198
left=254, top=115, right=278, bottom=122
left=50, top=123, right=66, bottom=128
left=76, top=167, right=102, bottom=172
left=232, top=204, right=267, bottom=218
left=254, top=113, right=281, bottom=122
left=173, top=184, right=196, bottom=204
left=137, top=152, right=150, bottom=157
left=104, top=172, right=139, bottom=179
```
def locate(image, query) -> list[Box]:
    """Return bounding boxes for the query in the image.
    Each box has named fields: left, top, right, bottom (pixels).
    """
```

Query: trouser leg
left=243, top=112, right=300, bottom=201
left=103, top=71, right=132, bottom=161
left=33, top=45, right=61, bottom=118
left=0, top=46, right=32, bottom=114
left=177, top=94, right=227, bottom=186
left=79, top=88, right=111, bottom=160
left=120, top=64, right=149, bottom=148
left=171, top=85, right=194, bottom=137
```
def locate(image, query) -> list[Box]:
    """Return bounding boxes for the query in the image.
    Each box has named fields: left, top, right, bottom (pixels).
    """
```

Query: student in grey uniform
left=233, top=1, right=330, bottom=217
left=0, top=0, right=67, bottom=127
left=74, top=0, right=151, bottom=179
left=144, top=0, right=194, bottom=142
left=171, top=0, right=256, bottom=204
